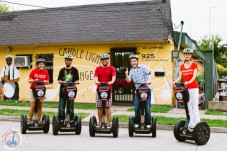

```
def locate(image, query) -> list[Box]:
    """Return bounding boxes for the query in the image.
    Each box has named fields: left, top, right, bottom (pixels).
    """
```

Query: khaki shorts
left=29, top=89, right=45, bottom=102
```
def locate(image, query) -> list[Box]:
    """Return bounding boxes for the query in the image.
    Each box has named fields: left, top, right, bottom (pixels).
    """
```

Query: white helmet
left=129, top=54, right=138, bottom=60
left=64, top=54, right=73, bottom=60
left=100, top=54, right=109, bottom=59
left=183, top=48, right=193, bottom=54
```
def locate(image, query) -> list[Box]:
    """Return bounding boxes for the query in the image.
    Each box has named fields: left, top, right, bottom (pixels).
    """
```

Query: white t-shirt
left=1, top=64, right=20, bottom=80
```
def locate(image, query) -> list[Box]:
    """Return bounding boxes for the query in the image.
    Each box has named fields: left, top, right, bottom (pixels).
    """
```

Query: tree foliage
left=0, top=3, right=10, bottom=12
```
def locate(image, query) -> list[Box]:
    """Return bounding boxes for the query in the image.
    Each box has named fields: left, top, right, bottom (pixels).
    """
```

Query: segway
left=52, top=82, right=81, bottom=135
left=173, top=84, right=210, bottom=145
left=89, top=83, right=119, bottom=138
left=21, top=81, right=49, bottom=134
left=128, top=83, right=156, bottom=137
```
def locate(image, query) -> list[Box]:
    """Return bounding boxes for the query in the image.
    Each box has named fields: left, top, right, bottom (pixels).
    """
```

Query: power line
left=0, top=0, right=48, bottom=9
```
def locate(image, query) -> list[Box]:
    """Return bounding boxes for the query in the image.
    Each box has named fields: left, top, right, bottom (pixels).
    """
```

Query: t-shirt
left=180, top=62, right=199, bottom=89
left=57, top=67, right=79, bottom=89
left=29, top=68, right=50, bottom=88
left=94, top=65, right=116, bottom=91
left=1, top=64, right=20, bottom=80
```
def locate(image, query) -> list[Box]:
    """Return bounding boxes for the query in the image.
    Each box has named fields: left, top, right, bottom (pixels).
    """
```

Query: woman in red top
left=28, top=58, right=49, bottom=124
left=173, top=48, right=200, bottom=131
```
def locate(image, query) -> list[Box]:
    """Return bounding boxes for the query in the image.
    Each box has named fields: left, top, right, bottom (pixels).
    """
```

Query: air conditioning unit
left=14, top=56, right=31, bottom=68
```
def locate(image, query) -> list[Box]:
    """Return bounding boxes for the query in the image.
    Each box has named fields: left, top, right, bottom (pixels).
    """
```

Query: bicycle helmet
left=129, top=54, right=138, bottom=60
left=36, top=58, right=46, bottom=65
left=100, top=54, right=109, bottom=59
left=183, top=48, right=193, bottom=54
left=64, top=54, right=73, bottom=60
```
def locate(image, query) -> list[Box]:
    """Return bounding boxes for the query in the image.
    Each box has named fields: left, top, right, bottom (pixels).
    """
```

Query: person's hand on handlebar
left=74, top=81, right=79, bottom=85
left=107, top=81, right=114, bottom=85
left=44, top=80, right=49, bottom=84
left=146, top=81, right=151, bottom=85
left=95, top=81, right=100, bottom=85
left=58, top=80, right=66, bottom=84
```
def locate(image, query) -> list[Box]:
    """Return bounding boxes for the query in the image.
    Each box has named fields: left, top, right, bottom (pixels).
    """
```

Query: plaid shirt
left=129, top=64, right=151, bottom=89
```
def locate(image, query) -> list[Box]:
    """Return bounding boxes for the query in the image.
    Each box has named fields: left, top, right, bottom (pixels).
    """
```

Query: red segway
left=21, top=81, right=49, bottom=134
left=173, top=84, right=210, bottom=145
left=89, top=82, right=119, bottom=138
left=52, top=82, right=81, bottom=135
left=128, top=83, right=156, bottom=137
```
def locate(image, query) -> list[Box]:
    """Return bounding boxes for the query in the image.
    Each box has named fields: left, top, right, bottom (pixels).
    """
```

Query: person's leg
left=58, top=97, right=66, bottom=122
left=97, top=107, right=103, bottom=126
left=106, top=93, right=112, bottom=127
left=191, top=88, right=200, bottom=126
left=96, top=93, right=103, bottom=126
left=29, top=89, right=35, bottom=122
left=134, top=94, right=141, bottom=125
left=144, top=95, right=151, bottom=126
left=38, top=102, right=43, bottom=122
left=67, top=100, right=74, bottom=121
left=187, top=89, right=197, bottom=129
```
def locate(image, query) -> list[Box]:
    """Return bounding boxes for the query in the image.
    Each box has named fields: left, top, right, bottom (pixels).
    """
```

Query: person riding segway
left=89, top=54, right=119, bottom=137
left=173, top=48, right=210, bottom=145
left=125, top=54, right=156, bottom=137
left=21, top=58, right=50, bottom=134
left=52, top=54, right=81, bottom=135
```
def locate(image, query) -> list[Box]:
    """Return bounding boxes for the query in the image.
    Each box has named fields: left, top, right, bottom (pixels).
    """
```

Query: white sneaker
left=146, top=125, right=151, bottom=129
left=134, top=124, right=139, bottom=128
left=188, top=127, right=194, bottom=133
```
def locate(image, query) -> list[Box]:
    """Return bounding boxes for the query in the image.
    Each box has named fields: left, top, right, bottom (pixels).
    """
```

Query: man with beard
left=57, top=54, right=79, bottom=126
left=94, top=54, right=116, bottom=128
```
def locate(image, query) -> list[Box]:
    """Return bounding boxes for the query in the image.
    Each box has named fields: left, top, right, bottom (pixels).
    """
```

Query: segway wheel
left=112, top=116, right=119, bottom=138
left=193, top=122, right=210, bottom=145
left=89, top=116, right=97, bottom=137
left=20, top=114, right=27, bottom=134
left=151, top=116, right=156, bottom=138
left=52, top=115, right=59, bottom=135
left=42, top=114, right=50, bottom=133
left=75, top=115, right=82, bottom=135
left=128, top=116, right=134, bottom=137
left=173, top=120, right=186, bottom=142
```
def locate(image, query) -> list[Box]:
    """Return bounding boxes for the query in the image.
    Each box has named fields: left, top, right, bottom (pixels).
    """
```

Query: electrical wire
left=0, top=0, right=48, bottom=9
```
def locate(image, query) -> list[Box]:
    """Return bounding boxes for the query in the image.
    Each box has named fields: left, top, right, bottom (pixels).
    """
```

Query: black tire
left=89, top=116, right=97, bottom=137
left=52, top=115, right=59, bottom=135
left=173, top=120, right=186, bottom=142
left=112, top=116, right=119, bottom=138
left=42, top=114, right=50, bottom=133
left=194, top=122, right=210, bottom=145
left=151, top=116, right=156, bottom=138
left=128, top=116, right=134, bottom=137
left=75, top=115, right=82, bottom=135
left=20, top=114, right=27, bottom=134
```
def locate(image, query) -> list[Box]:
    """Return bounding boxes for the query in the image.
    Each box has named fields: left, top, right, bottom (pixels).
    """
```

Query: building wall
left=0, top=40, right=176, bottom=105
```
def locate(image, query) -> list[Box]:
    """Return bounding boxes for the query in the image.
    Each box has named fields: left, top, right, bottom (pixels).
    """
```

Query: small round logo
left=1, top=129, right=22, bottom=150
left=37, top=90, right=44, bottom=97
left=101, top=92, right=108, bottom=99
left=68, top=91, right=75, bottom=98
left=140, top=92, right=148, bottom=99
left=176, top=92, right=183, bottom=100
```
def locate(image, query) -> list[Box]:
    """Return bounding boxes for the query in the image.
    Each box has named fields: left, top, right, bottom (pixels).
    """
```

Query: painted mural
left=0, top=41, right=204, bottom=106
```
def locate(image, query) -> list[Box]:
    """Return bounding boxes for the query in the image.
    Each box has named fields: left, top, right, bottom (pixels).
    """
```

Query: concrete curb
left=1, top=116, right=226, bottom=133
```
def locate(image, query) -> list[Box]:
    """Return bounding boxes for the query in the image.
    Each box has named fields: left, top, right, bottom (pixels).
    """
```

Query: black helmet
left=36, top=58, right=46, bottom=65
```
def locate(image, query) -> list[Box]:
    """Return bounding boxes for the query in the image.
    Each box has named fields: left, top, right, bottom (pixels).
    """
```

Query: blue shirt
left=129, top=64, right=151, bottom=89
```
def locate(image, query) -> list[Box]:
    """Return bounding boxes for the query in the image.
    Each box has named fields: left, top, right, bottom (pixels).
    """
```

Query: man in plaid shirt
left=125, top=54, right=153, bottom=129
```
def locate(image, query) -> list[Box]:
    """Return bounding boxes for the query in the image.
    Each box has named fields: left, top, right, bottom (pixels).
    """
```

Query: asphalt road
left=0, top=121, right=226, bottom=151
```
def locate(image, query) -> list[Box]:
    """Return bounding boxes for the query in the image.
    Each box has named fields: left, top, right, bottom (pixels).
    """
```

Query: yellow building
left=0, top=0, right=204, bottom=106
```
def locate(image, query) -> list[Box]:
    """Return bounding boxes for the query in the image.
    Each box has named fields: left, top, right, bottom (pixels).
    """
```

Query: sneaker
left=146, top=125, right=151, bottom=129
left=134, top=124, right=139, bottom=128
left=29, top=121, right=34, bottom=125
left=38, top=121, right=42, bottom=124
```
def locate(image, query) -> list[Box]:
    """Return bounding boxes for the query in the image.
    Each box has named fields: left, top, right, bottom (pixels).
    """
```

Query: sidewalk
left=0, top=105, right=227, bottom=133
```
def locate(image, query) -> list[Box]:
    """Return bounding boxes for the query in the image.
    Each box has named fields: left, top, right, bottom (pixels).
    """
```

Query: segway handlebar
left=133, top=82, right=151, bottom=85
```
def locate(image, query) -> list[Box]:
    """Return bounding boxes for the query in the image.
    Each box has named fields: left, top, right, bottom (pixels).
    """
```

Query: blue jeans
left=58, top=97, right=74, bottom=122
left=134, top=93, right=151, bottom=125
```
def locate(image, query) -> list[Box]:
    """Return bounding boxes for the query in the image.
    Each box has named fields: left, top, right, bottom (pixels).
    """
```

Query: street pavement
left=0, top=121, right=227, bottom=151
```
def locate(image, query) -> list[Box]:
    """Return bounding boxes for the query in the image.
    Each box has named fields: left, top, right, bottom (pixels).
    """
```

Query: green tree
left=198, top=35, right=227, bottom=68
left=0, top=3, right=10, bottom=12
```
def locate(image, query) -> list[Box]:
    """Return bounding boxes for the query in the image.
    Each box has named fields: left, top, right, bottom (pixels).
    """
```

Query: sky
left=1, top=0, right=226, bottom=43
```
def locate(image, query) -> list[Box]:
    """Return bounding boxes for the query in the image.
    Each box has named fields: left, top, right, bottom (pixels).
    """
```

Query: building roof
left=0, top=0, right=172, bottom=46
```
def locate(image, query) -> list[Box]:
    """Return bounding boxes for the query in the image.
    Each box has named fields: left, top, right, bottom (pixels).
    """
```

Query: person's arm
left=94, top=67, right=100, bottom=85
left=108, top=76, right=116, bottom=85
left=74, top=68, right=79, bottom=85
left=125, top=68, right=132, bottom=83
left=1, top=68, right=5, bottom=81
left=173, top=71, right=182, bottom=84
left=58, top=69, right=65, bottom=84
left=146, top=70, right=153, bottom=85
